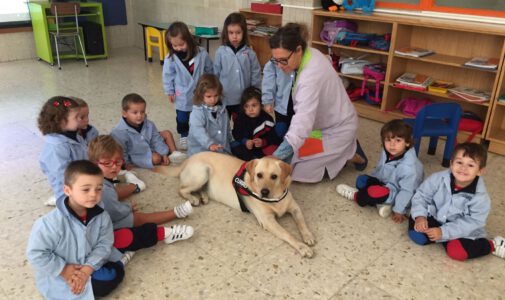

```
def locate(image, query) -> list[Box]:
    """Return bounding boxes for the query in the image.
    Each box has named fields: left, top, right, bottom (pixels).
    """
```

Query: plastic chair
left=145, top=27, right=165, bottom=65
left=49, top=3, right=88, bottom=69
left=403, top=102, right=462, bottom=167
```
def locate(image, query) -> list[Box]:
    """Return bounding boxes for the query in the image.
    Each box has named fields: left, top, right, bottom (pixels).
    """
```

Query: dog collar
left=233, top=162, right=289, bottom=205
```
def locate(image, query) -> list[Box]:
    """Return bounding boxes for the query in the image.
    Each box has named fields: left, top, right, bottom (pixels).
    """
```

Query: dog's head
left=245, top=157, right=292, bottom=199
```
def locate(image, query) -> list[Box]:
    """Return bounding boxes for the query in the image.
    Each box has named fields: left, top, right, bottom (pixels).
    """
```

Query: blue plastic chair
left=403, top=103, right=462, bottom=167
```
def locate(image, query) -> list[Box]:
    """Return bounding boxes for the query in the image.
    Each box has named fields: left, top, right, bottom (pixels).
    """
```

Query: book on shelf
left=449, top=86, right=491, bottom=103
left=394, top=46, right=434, bottom=58
left=395, top=72, right=434, bottom=90
left=428, top=80, right=454, bottom=94
left=392, top=83, right=427, bottom=92
left=499, top=93, right=505, bottom=103
left=464, top=57, right=499, bottom=70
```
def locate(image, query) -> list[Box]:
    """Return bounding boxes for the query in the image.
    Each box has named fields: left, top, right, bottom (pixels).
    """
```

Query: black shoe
left=354, top=140, right=368, bottom=171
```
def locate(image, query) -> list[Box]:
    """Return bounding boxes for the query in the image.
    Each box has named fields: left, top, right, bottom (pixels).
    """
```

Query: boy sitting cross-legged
left=409, top=142, right=505, bottom=261
left=27, top=160, right=124, bottom=299
left=88, top=135, right=194, bottom=251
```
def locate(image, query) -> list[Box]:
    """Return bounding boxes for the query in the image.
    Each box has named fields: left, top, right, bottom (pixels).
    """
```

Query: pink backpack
left=395, top=97, right=432, bottom=117
left=361, top=64, right=386, bottom=104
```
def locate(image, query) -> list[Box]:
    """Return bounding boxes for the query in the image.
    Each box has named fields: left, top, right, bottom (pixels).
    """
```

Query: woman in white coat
left=270, top=23, right=367, bottom=183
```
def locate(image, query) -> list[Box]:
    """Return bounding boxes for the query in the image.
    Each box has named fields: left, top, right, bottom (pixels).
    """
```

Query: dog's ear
left=278, top=160, right=292, bottom=186
left=246, top=159, right=258, bottom=178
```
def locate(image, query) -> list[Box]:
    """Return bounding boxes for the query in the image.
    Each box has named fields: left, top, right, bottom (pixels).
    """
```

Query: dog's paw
left=302, top=231, right=316, bottom=246
left=297, top=243, right=314, bottom=258
left=201, top=192, right=209, bottom=205
left=188, top=198, right=201, bottom=206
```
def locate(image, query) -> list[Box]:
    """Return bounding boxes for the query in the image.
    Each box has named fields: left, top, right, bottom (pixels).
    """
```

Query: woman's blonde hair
left=193, top=74, right=223, bottom=105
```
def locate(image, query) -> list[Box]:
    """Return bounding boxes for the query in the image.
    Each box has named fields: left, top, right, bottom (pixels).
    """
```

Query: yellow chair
left=145, top=26, right=165, bottom=65
left=162, top=30, right=170, bottom=58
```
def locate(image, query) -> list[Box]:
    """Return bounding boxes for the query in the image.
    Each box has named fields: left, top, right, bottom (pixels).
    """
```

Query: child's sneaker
left=174, top=201, right=193, bottom=218
left=377, top=204, right=392, bottom=218
left=120, top=251, right=135, bottom=266
left=124, top=171, right=146, bottom=192
left=44, top=195, right=56, bottom=206
left=169, top=151, right=188, bottom=164
left=164, top=224, right=194, bottom=244
left=336, top=184, right=357, bottom=201
left=178, top=137, right=188, bottom=151
left=492, top=236, right=505, bottom=258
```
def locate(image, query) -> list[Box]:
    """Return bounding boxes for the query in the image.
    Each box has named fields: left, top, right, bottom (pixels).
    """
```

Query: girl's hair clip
left=53, top=101, right=60, bottom=107
left=63, top=100, right=72, bottom=107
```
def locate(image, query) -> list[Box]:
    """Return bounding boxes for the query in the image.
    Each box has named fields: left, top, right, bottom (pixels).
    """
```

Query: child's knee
left=446, top=240, right=468, bottom=261
left=408, top=230, right=429, bottom=245
left=275, top=122, right=288, bottom=138
left=355, top=175, right=369, bottom=189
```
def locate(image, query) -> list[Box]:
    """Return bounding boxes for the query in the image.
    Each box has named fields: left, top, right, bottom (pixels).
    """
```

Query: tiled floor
left=1, top=48, right=504, bottom=299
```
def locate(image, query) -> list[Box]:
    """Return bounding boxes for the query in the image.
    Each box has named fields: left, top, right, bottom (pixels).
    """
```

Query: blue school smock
left=162, top=47, right=214, bottom=112
left=101, top=179, right=133, bottom=230
left=214, top=45, right=261, bottom=107
left=82, top=124, right=99, bottom=145
left=110, top=117, right=169, bottom=169
left=261, top=60, right=295, bottom=116
left=410, top=169, right=490, bottom=242
left=187, top=104, right=231, bottom=156
left=370, top=147, right=424, bottom=214
left=39, top=133, right=88, bottom=204
left=26, top=198, right=114, bottom=300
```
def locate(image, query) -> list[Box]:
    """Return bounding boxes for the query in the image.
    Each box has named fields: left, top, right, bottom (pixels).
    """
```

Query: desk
left=137, top=21, right=219, bottom=61
left=29, top=1, right=108, bottom=65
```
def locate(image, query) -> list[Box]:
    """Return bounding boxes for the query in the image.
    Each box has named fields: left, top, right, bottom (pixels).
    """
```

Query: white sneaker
left=44, top=195, right=56, bottom=206
left=120, top=251, right=135, bottom=266
left=169, top=151, right=188, bottom=164
left=124, top=171, right=146, bottom=191
left=174, top=201, right=193, bottom=218
left=336, top=184, right=357, bottom=201
left=178, top=137, right=188, bottom=151
left=492, top=236, right=505, bottom=258
left=377, top=204, right=392, bottom=218
left=164, top=224, right=194, bottom=244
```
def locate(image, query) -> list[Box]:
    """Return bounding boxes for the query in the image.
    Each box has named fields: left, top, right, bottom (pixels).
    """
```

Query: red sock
left=114, top=228, right=133, bottom=249
left=157, top=227, right=165, bottom=241
left=446, top=240, right=468, bottom=261
left=489, top=240, right=495, bottom=252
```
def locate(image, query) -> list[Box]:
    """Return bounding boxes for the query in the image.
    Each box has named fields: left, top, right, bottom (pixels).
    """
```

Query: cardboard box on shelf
left=251, top=2, right=283, bottom=14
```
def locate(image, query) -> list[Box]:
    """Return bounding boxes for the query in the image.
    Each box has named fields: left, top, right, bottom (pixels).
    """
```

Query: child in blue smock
left=27, top=160, right=125, bottom=299
left=88, top=135, right=194, bottom=251
left=163, top=21, right=214, bottom=151
left=38, top=96, right=88, bottom=206
left=261, top=60, right=295, bottom=139
left=73, top=97, right=99, bottom=145
left=231, top=86, right=281, bottom=161
left=214, top=12, right=261, bottom=121
left=110, top=93, right=187, bottom=170
left=409, top=143, right=505, bottom=261
left=187, top=74, right=232, bottom=156
left=337, top=119, right=423, bottom=222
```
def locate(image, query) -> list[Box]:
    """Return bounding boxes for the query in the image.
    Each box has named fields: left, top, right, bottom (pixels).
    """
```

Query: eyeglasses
left=98, top=159, right=124, bottom=168
left=269, top=51, right=294, bottom=66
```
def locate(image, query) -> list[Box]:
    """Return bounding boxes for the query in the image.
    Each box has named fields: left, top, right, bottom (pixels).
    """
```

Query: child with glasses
left=231, top=86, right=281, bottom=160
left=214, top=12, right=261, bottom=121
left=110, top=93, right=187, bottom=170
left=262, top=59, right=295, bottom=139
left=88, top=135, right=194, bottom=250
left=38, top=96, right=88, bottom=206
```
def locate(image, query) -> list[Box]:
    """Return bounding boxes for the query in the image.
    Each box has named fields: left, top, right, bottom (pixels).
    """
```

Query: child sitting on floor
left=409, top=142, right=505, bottom=261
left=231, top=86, right=281, bottom=161
left=187, top=74, right=232, bottom=156
left=38, top=96, right=87, bottom=206
left=337, top=119, right=423, bottom=222
left=27, top=160, right=124, bottom=299
left=88, top=135, right=194, bottom=250
left=111, top=93, right=187, bottom=169
left=73, top=97, right=99, bottom=145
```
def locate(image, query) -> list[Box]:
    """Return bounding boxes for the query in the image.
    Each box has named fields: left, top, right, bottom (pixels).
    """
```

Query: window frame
left=376, top=0, right=505, bottom=18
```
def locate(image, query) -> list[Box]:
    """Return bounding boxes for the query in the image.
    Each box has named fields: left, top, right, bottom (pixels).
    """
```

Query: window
left=0, top=0, right=30, bottom=27
left=376, top=0, right=505, bottom=18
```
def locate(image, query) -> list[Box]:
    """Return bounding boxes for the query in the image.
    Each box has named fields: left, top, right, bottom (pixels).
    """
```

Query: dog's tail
left=153, top=161, right=186, bottom=178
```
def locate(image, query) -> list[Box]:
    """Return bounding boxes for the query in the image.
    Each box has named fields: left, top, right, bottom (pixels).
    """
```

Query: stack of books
left=250, top=25, right=279, bottom=37
left=394, top=46, right=434, bottom=58
left=449, top=86, right=491, bottom=103
left=464, top=57, right=499, bottom=70
left=245, top=18, right=264, bottom=31
left=428, top=80, right=454, bottom=94
left=394, top=72, right=434, bottom=91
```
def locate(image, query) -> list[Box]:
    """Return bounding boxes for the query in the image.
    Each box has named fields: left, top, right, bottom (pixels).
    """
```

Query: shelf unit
left=311, top=10, right=505, bottom=144
left=487, top=61, right=505, bottom=155
left=239, top=8, right=282, bottom=68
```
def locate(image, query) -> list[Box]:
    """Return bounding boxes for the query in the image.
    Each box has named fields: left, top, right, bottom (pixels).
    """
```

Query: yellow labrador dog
left=178, top=152, right=316, bottom=258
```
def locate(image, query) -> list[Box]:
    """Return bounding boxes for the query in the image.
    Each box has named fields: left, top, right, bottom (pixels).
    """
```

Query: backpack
left=395, top=97, right=432, bottom=117
left=319, top=20, right=358, bottom=45
left=361, top=64, right=386, bottom=105
left=458, top=111, right=484, bottom=142
left=336, top=31, right=374, bottom=46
